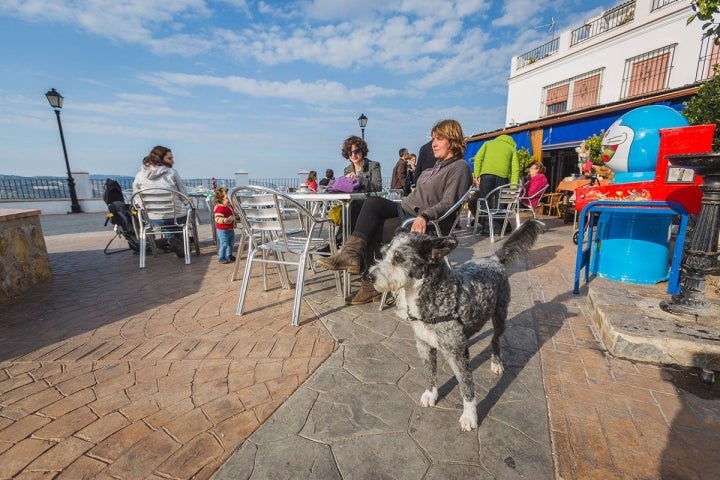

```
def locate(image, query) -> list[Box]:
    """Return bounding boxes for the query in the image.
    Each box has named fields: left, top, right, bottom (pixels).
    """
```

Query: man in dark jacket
left=413, top=140, right=434, bottom=183
left=391, top=148, right=409, bottom=192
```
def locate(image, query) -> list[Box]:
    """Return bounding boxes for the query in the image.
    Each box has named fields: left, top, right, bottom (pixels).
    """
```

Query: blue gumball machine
left=590, top=106, right=689, bottom=285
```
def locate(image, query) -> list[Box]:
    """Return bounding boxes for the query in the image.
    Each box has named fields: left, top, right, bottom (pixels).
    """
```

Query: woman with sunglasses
left=341, top=136, right=382, bottom=193
left=318, top=119, right=472, bottom=304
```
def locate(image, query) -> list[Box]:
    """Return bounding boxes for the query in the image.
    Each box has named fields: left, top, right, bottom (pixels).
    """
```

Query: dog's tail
left=494, top=219, right=544, bottom=266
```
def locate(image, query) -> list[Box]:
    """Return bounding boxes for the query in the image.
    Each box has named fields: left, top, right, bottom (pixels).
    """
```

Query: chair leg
left=139, top=232, right=147, bottom=268
left=292, top=250, right=310, bottom=326
left=236, top=250, right=256, bottom=316
left=379, top=291, right=389, bottom=311
left=183, top=229, right=191, bottom=265
left=232, top=233, right=247, bottom=281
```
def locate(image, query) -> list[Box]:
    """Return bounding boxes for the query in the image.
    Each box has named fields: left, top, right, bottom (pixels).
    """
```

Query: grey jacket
left=343, top=158, right=383, bottom=193
left=402, top=157, right=472, bottom=221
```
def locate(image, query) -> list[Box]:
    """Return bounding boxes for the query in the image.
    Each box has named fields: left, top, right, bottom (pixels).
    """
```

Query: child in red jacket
left=213, top=188, right=236, bottom=264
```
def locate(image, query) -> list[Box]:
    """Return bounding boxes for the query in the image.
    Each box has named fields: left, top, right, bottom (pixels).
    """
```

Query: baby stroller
left=103, top=178, right=141, bottom=255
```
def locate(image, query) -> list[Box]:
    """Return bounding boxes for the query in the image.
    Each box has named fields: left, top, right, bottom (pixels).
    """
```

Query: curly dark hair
left=142, top=145, right=172, bottom=167
left=341, top=136, right=368, bottom=159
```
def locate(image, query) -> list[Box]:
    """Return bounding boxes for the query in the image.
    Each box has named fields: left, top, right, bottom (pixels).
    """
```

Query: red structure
left=574, top=124, right=716, bottom=214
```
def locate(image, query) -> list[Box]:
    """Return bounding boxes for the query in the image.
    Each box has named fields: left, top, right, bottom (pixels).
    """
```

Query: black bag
left=102, top=178, right=141, bottom=254
left=103, top=178, right=125, bottom=204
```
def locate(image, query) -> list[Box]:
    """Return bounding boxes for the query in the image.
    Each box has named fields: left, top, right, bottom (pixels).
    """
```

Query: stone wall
left=0, top=209, right=52, bottom=302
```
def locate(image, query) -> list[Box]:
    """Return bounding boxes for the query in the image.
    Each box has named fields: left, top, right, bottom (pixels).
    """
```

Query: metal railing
left=0, top=178, right=73, bottom=200
left=1, top=176, right=394, bottom=200
left=516, top=37, right=559, bottom=69
left=651, top=0, right=677, bottom=11
left=570, top=0, right=636, bottom=47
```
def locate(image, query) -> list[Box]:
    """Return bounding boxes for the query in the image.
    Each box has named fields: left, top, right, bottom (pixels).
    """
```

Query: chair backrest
left=400, top=186, right=474, bottom=236
left=230, top=185, right=320, bottom=251
left=483, top=183, right=521, bottom=211
left=520, top=183, right=549, bottom=209
left=432, top=186, right=475, bottom=236
left=131, top=187, right=194, bottom=224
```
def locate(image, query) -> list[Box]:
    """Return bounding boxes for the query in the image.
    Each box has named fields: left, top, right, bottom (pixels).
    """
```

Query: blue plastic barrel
left=590, top=211, right=672, bottom=284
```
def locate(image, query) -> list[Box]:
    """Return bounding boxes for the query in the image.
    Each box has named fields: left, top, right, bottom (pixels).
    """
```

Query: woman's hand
left=411, top=216, right=427, bottom=233
left=346, top=172, right=357, bottom=179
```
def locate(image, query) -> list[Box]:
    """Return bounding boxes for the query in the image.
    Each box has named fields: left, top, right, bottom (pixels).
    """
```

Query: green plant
left=687, top=0, right=720, bottom=43
left=682, top=65, right=720, bottom=152
left=518, top=147, right=535, bottom=177
left=580, top=131, right=606, bottom=165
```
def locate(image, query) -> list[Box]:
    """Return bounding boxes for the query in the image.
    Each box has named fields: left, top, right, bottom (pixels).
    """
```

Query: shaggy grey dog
left=367, top=219, right=544, bottom=431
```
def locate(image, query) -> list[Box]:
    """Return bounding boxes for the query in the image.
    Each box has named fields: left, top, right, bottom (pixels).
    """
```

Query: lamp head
left=357, top=113, right=368, bottom=128
left=45, top=88, right=63, bottom=110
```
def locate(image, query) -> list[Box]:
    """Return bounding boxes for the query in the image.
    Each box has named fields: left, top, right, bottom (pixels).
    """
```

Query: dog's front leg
left=445, top=345, right=477, bottom=431
left=416, top=339, right=438, bottom=407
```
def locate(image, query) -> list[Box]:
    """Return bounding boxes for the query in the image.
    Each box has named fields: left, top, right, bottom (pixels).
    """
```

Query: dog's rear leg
left=490, top=311, right=506, bottom=376
left=417, top=340, right=438, bottom=407
left=445, top=345, right=477, bottom=431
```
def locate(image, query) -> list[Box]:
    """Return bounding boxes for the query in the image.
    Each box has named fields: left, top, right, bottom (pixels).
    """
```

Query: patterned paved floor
left=0, top=213, right=717, bottom=479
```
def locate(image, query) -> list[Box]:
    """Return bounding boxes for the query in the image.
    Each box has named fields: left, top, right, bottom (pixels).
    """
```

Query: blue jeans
left=216, top=229, right=235, bottom=260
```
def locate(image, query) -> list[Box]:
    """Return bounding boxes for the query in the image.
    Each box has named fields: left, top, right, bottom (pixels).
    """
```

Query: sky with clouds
left=0, top=0, right=608, bottom=180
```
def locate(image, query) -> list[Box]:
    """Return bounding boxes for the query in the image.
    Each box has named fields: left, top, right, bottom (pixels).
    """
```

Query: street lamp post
left=357, top=113, right=368, bottom=140
left=45, top=88, right=82, bottom=213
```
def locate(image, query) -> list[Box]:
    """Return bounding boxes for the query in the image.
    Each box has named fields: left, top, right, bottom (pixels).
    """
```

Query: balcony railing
left=516, top=37, right=559, bottom=69
left=570, top=0, right=636, bottom=47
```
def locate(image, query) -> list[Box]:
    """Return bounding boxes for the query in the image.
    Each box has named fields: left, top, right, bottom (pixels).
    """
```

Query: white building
left=467, top=0, right=717, bottom=189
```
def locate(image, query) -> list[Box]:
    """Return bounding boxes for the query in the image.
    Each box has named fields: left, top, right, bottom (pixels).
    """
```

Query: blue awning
left=465, top=99, right=685, bottom=161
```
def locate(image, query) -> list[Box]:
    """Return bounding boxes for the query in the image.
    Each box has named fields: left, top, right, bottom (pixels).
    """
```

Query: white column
left=73, top=171, right=92, bottom=199
left=235, top=170, right=248, bottom=187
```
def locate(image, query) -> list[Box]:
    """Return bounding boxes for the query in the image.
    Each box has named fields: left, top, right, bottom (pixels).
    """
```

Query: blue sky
left=0, top=0, right=609, bottom=180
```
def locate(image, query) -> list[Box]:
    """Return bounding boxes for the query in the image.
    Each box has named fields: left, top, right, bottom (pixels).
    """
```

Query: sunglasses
left=349, top=149, right=362, bottom=156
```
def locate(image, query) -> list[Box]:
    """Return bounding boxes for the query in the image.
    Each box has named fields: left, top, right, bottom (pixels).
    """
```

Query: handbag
left=327, top=176, right=361, bottom=193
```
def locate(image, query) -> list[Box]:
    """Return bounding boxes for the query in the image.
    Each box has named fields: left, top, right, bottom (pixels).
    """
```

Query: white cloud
left=138, top=72, right=401, bottom=104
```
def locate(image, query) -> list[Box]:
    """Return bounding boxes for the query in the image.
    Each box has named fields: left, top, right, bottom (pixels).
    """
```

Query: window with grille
left=695, top=36, right=719, bottom=81
left=545, top=84, right=569, bottom=116
left=709, top=41, right=720, bottom=78
left=541, top=69, right=603, bottom=117
left=622, top=45, right=676, bottom=98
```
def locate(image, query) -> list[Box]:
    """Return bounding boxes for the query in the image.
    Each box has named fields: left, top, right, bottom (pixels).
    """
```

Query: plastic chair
left=230, top=186, right=341, bottom=326
left=131, top=188, right=200, bottom=268
left=472, top=183, right=522, bottom=242
left=518, top=184, right=548, bottom=219
left=378, top=186, right=474, bottom=311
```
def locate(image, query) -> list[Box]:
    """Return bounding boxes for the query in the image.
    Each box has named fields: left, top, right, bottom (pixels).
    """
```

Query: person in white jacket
left=132, top=145, right=189, bottom=257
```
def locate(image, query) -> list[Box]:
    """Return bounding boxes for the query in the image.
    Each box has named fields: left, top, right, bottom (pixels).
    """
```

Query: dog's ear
left=423, top=236, right=457, bottom=262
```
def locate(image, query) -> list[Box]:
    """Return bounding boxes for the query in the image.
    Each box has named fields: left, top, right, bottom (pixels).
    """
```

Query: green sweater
left=473, top=134, right=520, bottom=184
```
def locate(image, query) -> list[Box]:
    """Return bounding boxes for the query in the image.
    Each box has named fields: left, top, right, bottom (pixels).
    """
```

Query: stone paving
left=0, top=212, right=717, bottom=479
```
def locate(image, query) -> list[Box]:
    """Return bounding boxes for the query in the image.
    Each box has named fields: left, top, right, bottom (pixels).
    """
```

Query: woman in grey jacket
left=132, top=145, right=189, bottom=256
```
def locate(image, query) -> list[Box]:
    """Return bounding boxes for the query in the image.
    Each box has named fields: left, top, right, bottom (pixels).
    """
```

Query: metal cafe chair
left=130, top=188, right=200, bottom=268
left=517, top=183, right=549, bottom=219
left=472, top=183, right=522, bottom=243
left=229, top=185, right=341, bottom=326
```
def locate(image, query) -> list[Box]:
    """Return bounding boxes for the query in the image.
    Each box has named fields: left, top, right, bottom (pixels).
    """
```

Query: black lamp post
left=358, top=113, right=368, bottom=140
left=45, top=88, right=82, bottom=213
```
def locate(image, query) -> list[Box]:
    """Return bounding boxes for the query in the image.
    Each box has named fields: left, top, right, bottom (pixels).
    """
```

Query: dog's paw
left=420, top=388, right=438, bottom=407
left=490, top=355, right=504, bottom=376
left=459, top=412, right=478, bottom=431
left=459, top=398, right=478, bottom=431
